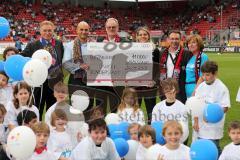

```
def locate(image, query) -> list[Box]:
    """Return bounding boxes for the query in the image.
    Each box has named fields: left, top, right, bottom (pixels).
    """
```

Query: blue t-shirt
left=185, top=52, right=208, bottom=98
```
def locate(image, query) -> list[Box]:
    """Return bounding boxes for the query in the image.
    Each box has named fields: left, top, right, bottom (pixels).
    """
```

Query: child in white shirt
left=219, top=121, right=240, bottom=160
left=47, top=109, right=73, bottom=159
left=157, top=120, right=190, bottom=160
left=194, top=61, right=230, bottom=155
left=45, top=82, right=68, bottom=128
left=0, top=104, right=8, bottom=160
left=136, top=125, right=158, bottom=160
left=117, top=88, right=145, bottom=125
left=28, top=122, right=68, bottom=160
left=0, top=71, right=13, bottom=107
left=151, top=78, right=188, bottom=144
left=128, top=123, right=141, bottom=141
left=70, top=118, right=120, bottom=160
left=4, top=82, right=39, bottom=130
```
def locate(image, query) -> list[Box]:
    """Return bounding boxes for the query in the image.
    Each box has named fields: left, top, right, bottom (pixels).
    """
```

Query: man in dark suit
left=22, top=20, right=64, bottom=120
left=157, top=30, right=192, bottom=103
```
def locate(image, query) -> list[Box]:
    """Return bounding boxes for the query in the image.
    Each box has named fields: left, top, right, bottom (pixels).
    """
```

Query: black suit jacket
left=155, top=47, right=193, bottom=103
left=21, top=39, right=64, bottom=64
left=21, top=39, right=64, bottom=86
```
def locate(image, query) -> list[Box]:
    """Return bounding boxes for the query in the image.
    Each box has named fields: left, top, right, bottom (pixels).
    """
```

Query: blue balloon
left=204, top=103, right=224, bottom=123
left=119, top=122, right=130, bottom=140
left=151, top=121, right=165, bottom=145
left=0, top=17, right=10, bottom=39
left=108, top=124, right=123, bottom=139
left=113, top=138, right=129, bottom=157
left=0, top=61, right=5, bottom=71
left=4, top=55, right=29, bottom=80
left=190, top=139, right=218, bottom=160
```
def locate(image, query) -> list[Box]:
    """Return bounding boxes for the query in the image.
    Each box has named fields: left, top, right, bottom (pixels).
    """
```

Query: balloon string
left=39, top=85, right=43, bottom=110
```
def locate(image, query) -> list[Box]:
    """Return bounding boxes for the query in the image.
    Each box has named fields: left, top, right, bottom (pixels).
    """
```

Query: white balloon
left=185, top=96, right=206, bottom=117
left=105, top=113, right=120, bottom=125
left=71, top=90, right=90, bottom=112
left=146, top=144, right=162, bottom=160
left=179, top=121, right=189, bottom=143
left=32, top=49, right=52, bottom=68
left=23, top=59, right=48, bottom=87
left=125, top=140, right=139, bottom=160
left=7, top=126, right=36, bottom=159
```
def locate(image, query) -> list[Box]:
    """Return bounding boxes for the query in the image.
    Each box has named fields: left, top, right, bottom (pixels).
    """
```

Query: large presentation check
left=86, top=42, right=153, bottom=86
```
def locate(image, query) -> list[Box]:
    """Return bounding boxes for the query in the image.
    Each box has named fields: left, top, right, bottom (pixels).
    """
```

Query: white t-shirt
left=28, top=150, right=58, bottom=160
left=195, top=79, right=231, bottom=139
left=219, top=142, right=240, bottom=160
left=70, top=136, right=120, bottom=160
left=45, top=102, right=89, bottom=146
left=0, top=86, right=13, bottom=107
left=117, top=107, right=145, bottom=125
left=167, top=51, right=177, bottom=78
left=4, top=101, right=39, bottom=126
left=158, top=144, right=190, bottom=160
left=151, top=100, right=188, bottom=124
left=136, top=143, right=148, bottom=160
left=45, top=102, right=57, bottom=129
left=47, top=129, right=73, bottom=158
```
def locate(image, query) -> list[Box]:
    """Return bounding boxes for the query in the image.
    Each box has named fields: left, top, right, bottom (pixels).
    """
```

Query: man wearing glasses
left=157, top=30, right=192, bottom=103
left=22, top=20, right=64, bottom=120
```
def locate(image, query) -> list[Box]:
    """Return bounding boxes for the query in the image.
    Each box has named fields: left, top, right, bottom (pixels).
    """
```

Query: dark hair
left=228, top=121, right=240, bottom=132
left=0, top=71, right=9, bottom=81
left=161, top=78, right=179, bottom=93
left=17, top=110, right=37, bottom=126
left=13, top=82, right=33, bottom=109
left=3, top=47, right=19, bottom=61
left=168, top=30, right=181, bottom=38
left=138, top=125, right=156, bottom=144
left=88, top=118, right=107, bottom=132
left=0, top=104, right=7, bottom=115
left=201, top=61, right=218, bottom=74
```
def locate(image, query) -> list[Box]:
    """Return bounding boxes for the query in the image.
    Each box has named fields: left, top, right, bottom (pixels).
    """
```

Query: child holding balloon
left=219, top=121, right=240, bottom=160
left=29, top=122, right=69, bottom=160
left=157, top=121, right=190, bottom=160
left=47, top=109, right=73, bottom=159
left=4, top=82, right=39, bottom=130
left=117, top=88, right=145, bottom=125
left=194, top=61, right=230, bottom=155
left=70, top=118, right=120, bottom=160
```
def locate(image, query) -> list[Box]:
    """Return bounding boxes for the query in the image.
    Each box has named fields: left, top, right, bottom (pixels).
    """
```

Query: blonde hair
left=118, top=87, right=140, bottom=113
left=50, top=109, right=68, bottom=127
left=128, top=123, right=141, bottom=133
left=54, top=81, right=68, bottom=94
left=105, top=18, right=119, bottom=26
left=136, top=27, right=150, bottom=42
left=31, top=122, right=50, bottom=135
left=162, top=120, right=183, bottom=136
left=40, top=20, right=55, bottom=28
left=138, top=125, right=156, bottom=144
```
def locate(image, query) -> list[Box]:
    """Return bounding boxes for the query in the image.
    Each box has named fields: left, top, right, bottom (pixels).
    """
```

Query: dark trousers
left=34, top=79, right=57, bottom=120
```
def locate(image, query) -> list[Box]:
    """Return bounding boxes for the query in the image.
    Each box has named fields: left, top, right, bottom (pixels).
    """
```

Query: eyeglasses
left=106, top=26, right=117, bottom=29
